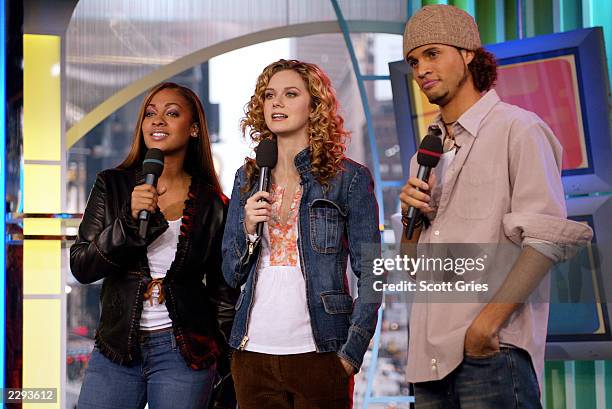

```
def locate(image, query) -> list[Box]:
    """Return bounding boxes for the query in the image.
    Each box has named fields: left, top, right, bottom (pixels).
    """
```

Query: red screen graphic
left=495, top=56, right=588, bottom=170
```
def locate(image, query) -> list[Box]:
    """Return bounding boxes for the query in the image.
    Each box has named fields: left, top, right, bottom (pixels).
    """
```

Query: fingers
left=133, top=185, right=159, bottom=203
left=157, top=185, right=168, bottom=196
left=245, top=199, right=272, bottom=213
left=247, top=215, right=270, bottom=226
left=134, top=190, right=156, bottom=200
left=132, top=196, right=157, bottom=211
left=399, top=192, right=433, bottom=213
left=247, top=200, right=272, bottom=211
left=245, top=191, right=272, bottom=214
left=399, top=176, right=433, bottom=213
left=244, top=191, right=273, bottom=234
left=250, top=208, right=271, bottom=217
left=133, top=184, right=157, bottom=194
left=464, top=327, right=500, bottom=357
left=409, top=176, right=429, bottom=191
left=134, top=183, right=166, bottom=196
left=247, top=191, right=272, bottom=204
left=245, top=205, right=271, bottom=219
left=131, top=184, right=160, bottom=220
left=401, top=184, right=431, bottom=203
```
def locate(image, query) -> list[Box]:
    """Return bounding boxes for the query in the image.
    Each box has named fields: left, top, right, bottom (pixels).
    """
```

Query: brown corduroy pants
left=231, top=350, right=354, bottom=409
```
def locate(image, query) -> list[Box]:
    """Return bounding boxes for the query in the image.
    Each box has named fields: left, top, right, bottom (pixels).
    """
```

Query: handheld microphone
left=255, top=139, right=278, bottom=237
left=139, top=148, right=165, bottom=239
left=406, top=126, right=443, bottom=240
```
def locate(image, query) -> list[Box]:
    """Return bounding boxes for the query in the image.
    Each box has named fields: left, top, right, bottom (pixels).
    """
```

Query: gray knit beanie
left=403, top=4, right=481, bottom=58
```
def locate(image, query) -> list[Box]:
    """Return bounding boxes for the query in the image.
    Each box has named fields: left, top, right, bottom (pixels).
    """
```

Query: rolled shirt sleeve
left=502, top=116, right=593, bottom=262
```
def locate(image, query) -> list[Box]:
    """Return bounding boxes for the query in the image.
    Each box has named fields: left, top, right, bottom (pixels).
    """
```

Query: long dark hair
left=467, top=47, right=498, bottom=92
left=117, top=82, right=221, bottom=192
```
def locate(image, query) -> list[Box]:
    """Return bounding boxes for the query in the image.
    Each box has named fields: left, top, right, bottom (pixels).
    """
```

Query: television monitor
left=545, top=195, right=612, bottom=360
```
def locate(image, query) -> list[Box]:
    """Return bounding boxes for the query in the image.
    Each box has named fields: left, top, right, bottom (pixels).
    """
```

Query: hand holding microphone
left=130, top=148, right=166, bottom=239
left=399, top=126, right=443, bottom=239
left=244, top=139, right=278, bottom=236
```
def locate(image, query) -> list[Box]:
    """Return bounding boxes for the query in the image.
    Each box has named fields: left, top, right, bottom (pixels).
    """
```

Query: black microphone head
left=255, top=139, right=278, bottom=168
left=417, top=126, right=443, bottom=168
left=142, top=148, right=165, bottom=176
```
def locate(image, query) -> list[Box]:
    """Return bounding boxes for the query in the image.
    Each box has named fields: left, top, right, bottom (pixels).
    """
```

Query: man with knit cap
left=398, top=4, right=592, bottom=408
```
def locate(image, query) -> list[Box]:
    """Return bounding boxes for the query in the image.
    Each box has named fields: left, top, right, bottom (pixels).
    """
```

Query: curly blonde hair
left=240, top=59, right=348, bottom=192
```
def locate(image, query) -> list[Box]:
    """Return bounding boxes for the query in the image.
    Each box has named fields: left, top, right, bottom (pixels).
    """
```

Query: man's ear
left=462, top=49, right=475, bottom=65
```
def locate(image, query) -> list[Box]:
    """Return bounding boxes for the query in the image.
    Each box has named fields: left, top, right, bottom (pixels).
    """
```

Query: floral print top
left=268, top=183, right=302, bottom=266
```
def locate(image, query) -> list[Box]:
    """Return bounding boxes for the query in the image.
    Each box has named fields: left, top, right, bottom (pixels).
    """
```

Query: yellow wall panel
left=23, top=299, right=61, bottom=409
left=23, top=34, right=61, bottom=162
left=23, top=219, right=62, bottom=235
left=23, top=240, right=61, bottom=295
left=23, top=164, right=61, bottom=213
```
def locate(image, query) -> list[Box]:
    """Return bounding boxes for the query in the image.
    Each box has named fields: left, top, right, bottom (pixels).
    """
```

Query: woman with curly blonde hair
left=222, top=59, right=381, bottom=409
left=240, top=59, right=348, bottom=191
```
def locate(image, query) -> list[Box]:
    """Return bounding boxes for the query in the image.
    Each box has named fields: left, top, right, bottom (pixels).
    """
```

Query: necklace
left=442, top=119, right=460, bottom=152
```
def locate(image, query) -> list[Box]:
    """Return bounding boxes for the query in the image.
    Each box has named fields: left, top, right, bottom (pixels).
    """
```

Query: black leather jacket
left=70, top=168, right=239, bottom=370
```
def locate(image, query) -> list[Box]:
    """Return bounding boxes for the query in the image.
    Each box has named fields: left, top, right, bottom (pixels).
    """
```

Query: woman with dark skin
left=71, top=82, right=238, bottom=409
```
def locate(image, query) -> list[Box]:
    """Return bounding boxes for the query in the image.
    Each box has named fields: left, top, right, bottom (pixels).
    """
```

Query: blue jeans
left=77, top=329, right=216, bottom=409
left=414, top=347, right=542, bottom=409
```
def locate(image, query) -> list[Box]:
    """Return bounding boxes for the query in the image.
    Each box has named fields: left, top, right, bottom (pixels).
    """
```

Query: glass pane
left=371, top=300, right=411, bottom=398
left=66, top=1, right=409, bottom=130
left=373, top=33, right=404, bottom=76
left=365, top=82, right=404, bottom=183
left=210, top=39, right=291, bottom=194
left=348, top=33, right=403, bottom=77
left=382, top=185, right=403, bottom=232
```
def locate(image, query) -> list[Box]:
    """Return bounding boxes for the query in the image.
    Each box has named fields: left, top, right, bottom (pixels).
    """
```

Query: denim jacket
left=221, top=148, right=382, bottom=371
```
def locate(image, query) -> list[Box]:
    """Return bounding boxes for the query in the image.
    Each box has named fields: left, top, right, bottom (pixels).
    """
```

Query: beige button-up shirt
left=406, top=89, right=593, bottom=386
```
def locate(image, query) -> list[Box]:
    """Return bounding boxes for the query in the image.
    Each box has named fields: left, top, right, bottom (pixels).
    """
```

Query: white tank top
left=245, top=184, right=317, bottom=354
left=140, top=218, right=181, bottom=331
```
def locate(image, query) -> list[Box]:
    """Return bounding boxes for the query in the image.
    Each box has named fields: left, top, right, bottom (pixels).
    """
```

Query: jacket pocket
left=309, top=199, right=346, bottom=254
left=320, top=291, right=353, bottom=314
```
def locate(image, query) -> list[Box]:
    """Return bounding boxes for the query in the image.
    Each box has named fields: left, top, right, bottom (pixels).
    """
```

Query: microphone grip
left=138, top=173, right=158, bottom=239
left=407, top=214, right=418, bottom=240
left=144, top=173, right=157, bottom=187
left=139, top=219, right=149, bottom=239
left=138, top=208, right=149, bottom=221
left=406, top=165, right=432, bottom=239
left=256, top=220, right=264, bottom=237
left=256, top=167, right=271, bottom=237
left=138, top=207, right=150, bottom=239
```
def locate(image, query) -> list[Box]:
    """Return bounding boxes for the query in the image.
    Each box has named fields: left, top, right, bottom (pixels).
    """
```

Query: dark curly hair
left=467, top=47, right=498, bottom=92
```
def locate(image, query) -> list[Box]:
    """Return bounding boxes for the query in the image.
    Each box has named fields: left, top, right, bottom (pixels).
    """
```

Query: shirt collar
left=433, top=89, right=501, bottom=138
left=294, top=147, right=312, bottom=175
left=457, top=89, right=500, bottom=137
